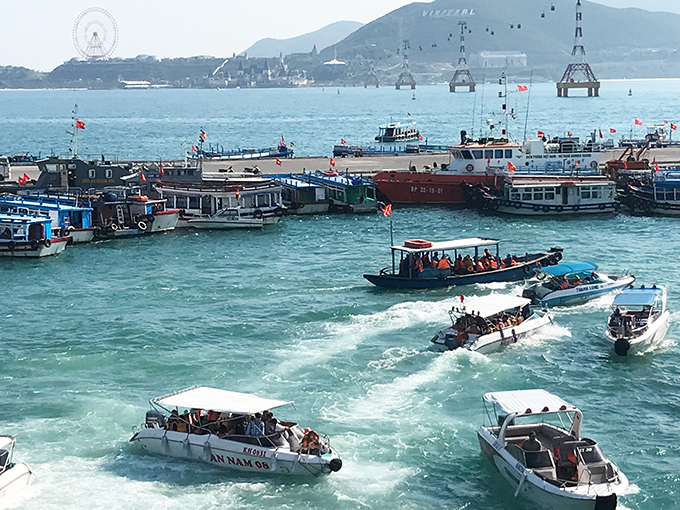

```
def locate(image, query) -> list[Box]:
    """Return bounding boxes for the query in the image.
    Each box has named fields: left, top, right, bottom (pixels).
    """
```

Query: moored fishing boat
left=302, top=170, right=379, bottom=213
left=619, top=175, right=680, bottom=215
left=363, top=237, right=563, bottom=289
left=130, top=386, right=342, bottom=477
left=0, top=213, right=69, bottom=258
left=0, top=435, right=33, bottom=506
left=276, top=174, right=329, bottom=215
left=375, top=121, right=420, bottom=143
left=187, top=206, right=269, bottom=229
left=431, top=294, right=554, bottom=353
left=462, top=175, right=616, bottom=216
left=477, top=389, right=628, bottom=510
left=522, top=262, right=635, bottom=307
left=606, top=285, right=670, bottom=356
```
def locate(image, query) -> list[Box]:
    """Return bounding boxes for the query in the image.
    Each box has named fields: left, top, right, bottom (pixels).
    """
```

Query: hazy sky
left=2, top=0, right=678, bottom=72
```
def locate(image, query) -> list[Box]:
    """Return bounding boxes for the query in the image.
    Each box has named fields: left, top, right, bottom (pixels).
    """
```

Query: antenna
left=523, top=70, right=534, bottom=141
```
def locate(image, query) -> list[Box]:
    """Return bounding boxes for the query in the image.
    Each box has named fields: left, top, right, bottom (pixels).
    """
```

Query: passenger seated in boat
left=560, top=276, right=569, bottom=290
left=430, top=252, right=439, bottom=268
left=167, top=409, right=181, bottom=431
left=398, top=256, right=410, bottom=277
left=522, top=432, right=542, bottom=452
left=568, top=276, right=580, bottom=287
left=502, top=254, right=516, bottom=267
left=300, top=427, right=320, bottom=455
left=245, top=413, right=265, bottom=437
left=463, top=255, right=475, bottom=272
left=422, top=252, right=430, bottom=267
left=437, top=255, right=450, bottom=270
left=453, top=255, right=462, bottom=272
left=413, top=255, right=424, bottom=274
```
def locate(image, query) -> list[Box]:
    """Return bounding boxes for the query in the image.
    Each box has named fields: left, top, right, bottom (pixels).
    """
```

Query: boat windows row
left=507, top=186, right=608, bottom=201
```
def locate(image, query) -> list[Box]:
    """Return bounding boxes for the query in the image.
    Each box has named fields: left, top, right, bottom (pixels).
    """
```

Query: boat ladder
left=116, top=205, right=125, bottom=225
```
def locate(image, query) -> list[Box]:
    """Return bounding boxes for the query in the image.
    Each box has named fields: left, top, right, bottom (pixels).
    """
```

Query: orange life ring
left=404, top=239, right=433, bottom=249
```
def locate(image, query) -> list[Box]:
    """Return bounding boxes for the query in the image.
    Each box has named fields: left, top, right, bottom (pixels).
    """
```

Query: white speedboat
left=130, top=386, right=342, bottom=476
left=431, top=294, right=554, bottom=354
left=186, top=207, right=270, bottom=229
left=522, top=262, right=635, bottom=307
left=0, top=435, right=33, bottom=506
left=606, top=285, right=670, bottom=356
left=477, top=389, right=628, bottom=510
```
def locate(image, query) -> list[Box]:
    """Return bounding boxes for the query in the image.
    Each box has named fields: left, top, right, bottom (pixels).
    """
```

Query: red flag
left=517, top=85, right=528, bottom=91
left=574, top=161, right=579, bottom=167
left=487, top=156, right=491, bottom=164
left=507, top=161, right=516, bottom=171
left=17, top=175, right=26, bottom=185
left=140, top=171, right=147, bottom=183
left=672, top=123, right=677, bottom=130
left=275, top=158, right=282, bottom=166
left=75, top=119, right=85, bottom=130
left=418, top=134, right=423, bottom=141
left=235, top=189, right=240, bottom=199
left=599, top=129, right=603, bottom=138
left=407, top=112, right=411, bottom=116
left=159, top=164, right=164, bottom=177
left=280, top=135, right=285, bottom=146
left=381, top=203, right=392, bottom=217
left=567, top=132, right=573, bottom=137
left=290, top=141, right=295, bottom=147
left=655, top=162, right=660, bottom=172
left=22, top=173, right=30, bottom=181
left=329, top=158, right=335, bottom=167
left=191, top=145, right=198, bottom=152
left=341, top=138, right=346, bottom=145
left=460, top=294, right=464, bottom=303
left=664, top=120, right=669, bottom=124
left=634, top=119, right=643, bottom=126
left=537, top=130, right=545, bottom=138
left=609, top=128, right=616, bottom=134
left=200, top=130, right=207, bottom=140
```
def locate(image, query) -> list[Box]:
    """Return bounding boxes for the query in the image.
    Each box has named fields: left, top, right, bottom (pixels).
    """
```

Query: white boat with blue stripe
left=522, top=262, right=635, bottom=307
left=606, top=285, right=670, bottom=356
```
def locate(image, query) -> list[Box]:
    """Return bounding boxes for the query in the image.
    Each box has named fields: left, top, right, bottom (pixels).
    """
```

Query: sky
left=2, top=0, right=679, bottom=72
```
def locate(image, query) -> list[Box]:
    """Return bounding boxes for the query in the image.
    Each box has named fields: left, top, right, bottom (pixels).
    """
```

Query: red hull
left=373, top=171, right=504, bottom=205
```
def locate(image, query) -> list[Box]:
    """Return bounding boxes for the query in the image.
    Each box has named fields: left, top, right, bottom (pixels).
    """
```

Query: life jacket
left=301, top=430, right=320, bottom=453
left=437, top=258, right=450, bottom=270
left=477, top=261, right=485, bottom=271
left=489, top=259, right=498, bottom=270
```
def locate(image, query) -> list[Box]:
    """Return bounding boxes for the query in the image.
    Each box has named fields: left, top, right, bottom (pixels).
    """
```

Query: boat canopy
left=0, top=212, right=51, bottom=225
left=541, top=261, right=598, bottom=277
left=483, top=389, right=577, bottom=416
left=454, top=294, right=531, bottom=318
left=0, top=435, right=14, bottom=451
left=612, top=287, right=663, bottom=307
left=393, top=237, right=499, bottom=254
left=153, top=386, right=293, bottom=414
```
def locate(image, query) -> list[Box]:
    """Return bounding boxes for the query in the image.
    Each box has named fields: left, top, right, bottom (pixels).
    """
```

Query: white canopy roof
left=483, top=389, right=577, bottom=416
left=455, top=294, right=531, bottom=318
left=153, top=386, right=293, bottom=414
left=393, top=237, right=499, bottom=254
left=0, top=435, right=14, bottom=451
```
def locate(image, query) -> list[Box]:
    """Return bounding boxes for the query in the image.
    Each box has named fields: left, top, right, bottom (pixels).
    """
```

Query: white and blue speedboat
left=606, top=285, right=670, bottom=356
left=522, top=262, right=635, bottom=307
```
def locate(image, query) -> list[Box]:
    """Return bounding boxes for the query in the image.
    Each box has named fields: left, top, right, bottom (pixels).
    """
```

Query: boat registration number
left=242, top=446, right=268, bottom=458
left=210, top=453, right=270, bottom=469
left=575, top=284, right=599, bottom=293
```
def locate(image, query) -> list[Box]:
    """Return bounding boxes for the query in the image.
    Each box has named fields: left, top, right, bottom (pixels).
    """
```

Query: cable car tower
left=557, top=0, right=599, bottom=97
left=449, top=21, right=475, bottom=92
left=395, top=40, right=416, bottom=90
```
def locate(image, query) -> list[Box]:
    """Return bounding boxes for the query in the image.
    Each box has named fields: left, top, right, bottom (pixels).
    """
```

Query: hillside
left=241, top=21, right=364, bottom=58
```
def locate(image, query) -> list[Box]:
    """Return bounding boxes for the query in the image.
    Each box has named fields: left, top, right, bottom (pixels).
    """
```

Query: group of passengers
left=399, top=248, right=517, bottom=277
left=547, top=271, right=597, bottom=291
left=454, top=306, right=530, bottom=338
left=165, top=408, right=321, bottom=454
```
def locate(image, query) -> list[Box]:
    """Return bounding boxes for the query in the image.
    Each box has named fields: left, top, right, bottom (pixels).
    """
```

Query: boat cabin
left=0, top=212, right=54, bottom=244
left=608, top=286, right=665, bottom=339
left=538, top=262, right=600, bottom=289
left=277, top=175, right=328, bottom=214
left=302, top=170, right=378, bottom=213
left=33, top=157, right=135, bottom=190
left=0, top=195, right=93, bottom=231
left=501, top=176, right=615, bottom=213
left=375, top=122, right=420, bottom=143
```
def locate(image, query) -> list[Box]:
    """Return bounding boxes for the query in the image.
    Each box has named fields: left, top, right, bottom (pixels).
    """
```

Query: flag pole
left=390, top=217, right=394, bottom=246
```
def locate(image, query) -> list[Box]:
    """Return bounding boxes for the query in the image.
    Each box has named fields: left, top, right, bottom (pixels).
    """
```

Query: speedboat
left=431, top=294, right=554, bottom=354
left=186, top=207, right=268, bottom=229
left=477, top=389, right=628, bottom=510
left=606, top=285, right=670, bottom=356
left=364, top=237, right=563, bottom=289
left=0, top=435, right=33, bottom=505
left=522, top=262, right=635, bottom=307
left=130, top=386, right=342, bottom=477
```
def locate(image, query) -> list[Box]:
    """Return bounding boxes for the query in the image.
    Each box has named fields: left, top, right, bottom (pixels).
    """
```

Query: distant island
left=1, top=0, right=680, bottom=90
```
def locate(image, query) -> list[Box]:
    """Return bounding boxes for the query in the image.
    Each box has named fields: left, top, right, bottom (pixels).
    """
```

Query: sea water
left=1, top=82, right=680, bottom=510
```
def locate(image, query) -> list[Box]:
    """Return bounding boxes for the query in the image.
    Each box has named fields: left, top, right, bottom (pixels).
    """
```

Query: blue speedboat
left=363, top=238, right=562, bottom=289
left=522, top=262, right=635, bottom=307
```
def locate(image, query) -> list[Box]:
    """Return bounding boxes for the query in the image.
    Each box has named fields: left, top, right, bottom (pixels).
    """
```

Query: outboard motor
left=145, top=410, right=167, bottom=429
left=614, top=338, right=630, bottom=356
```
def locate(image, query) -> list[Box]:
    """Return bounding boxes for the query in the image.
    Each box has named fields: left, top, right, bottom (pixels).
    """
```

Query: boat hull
left=477, top=428, right=627, bottom=510
left=0, top=463, right=32, bottom=506
left=495, top=202, right=615, bottom=216
left=432, top=312, right=554, bottom=354
left=67, top=227, right=96, bottom=244
left=131, top=428, right=340, bottom=477
left=374, top=172, right=500, bottom=205
left=188, top=219, right=264, bottom=229
left=0, top=237, right=69, bottom=258
left=527, top=276, right=636, bottom=307
left=285, top=202, right=329, bottom=215
left=606, top=311, right=670, bottom=355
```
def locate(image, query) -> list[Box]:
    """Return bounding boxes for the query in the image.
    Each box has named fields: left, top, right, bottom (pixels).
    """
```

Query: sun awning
left=392, top=237, right=499, bottom=253
left=455, top=294, right=531, bottom=318
left=0, top=435, right=14, bottom=451
left=483, top=389, right=577, bottom=416
left=541, top=261, right=598, bottom=277
left=612, top=287, right=662, bottom=307
left=153, top=386, right=293, bottom=414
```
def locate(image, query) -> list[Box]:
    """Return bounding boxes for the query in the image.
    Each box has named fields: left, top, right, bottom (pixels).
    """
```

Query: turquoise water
left=1, top=83, right=680, bottom=509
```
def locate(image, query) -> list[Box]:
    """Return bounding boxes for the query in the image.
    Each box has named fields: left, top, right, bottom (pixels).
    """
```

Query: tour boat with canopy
left=363, top=237, right=563, bottom=289
left=522, top=262, right=635, bottom=307
left=431, top=294, right=554, bottom=353
left=477, top=389, right=628, bottom=510
left=0, top=435, right=33, bottom=506
left=130, top=386, right=342, bottom=477
left=605, top=285, right=670, bottom=356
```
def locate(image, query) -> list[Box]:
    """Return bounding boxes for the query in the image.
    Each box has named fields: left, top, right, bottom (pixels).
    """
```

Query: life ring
left=67, top=225, right=75, bottom=231
left=253, top=209, right=263, bottom=219
left=7, top=241, right=15, bottom=251
left=43, top=238, right=52, bottom=248
left=542, top=205, right=550, bottom=213
left=590, top=160, right=599, bottom=169
left=110, top=223, right=119, bottom=231
left=274, top=207, right=285, bottom=217
left=465, top=164, right=474, bottom=172
left=573, top=205, right=580, bottom=212
left=532, top=205, right=540, bottom=212
left=555, top=206, right=563, bottom=212
left=513, top=202, right=522, bottom=209
left=137, top=221, right=148, bottom=231
left=404, top=239, right=433, bottom=249
left=598, top=204, right=606, bottom=210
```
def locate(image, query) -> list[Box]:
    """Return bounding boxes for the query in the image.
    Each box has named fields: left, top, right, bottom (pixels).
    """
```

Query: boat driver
left=522, top=431, right=542, bottom=452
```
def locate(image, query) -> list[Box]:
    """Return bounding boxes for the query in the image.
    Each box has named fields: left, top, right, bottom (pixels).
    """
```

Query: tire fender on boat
left=465, top=164, right=474, bottom=172
left=137, top=221, right=148, bottom=231
left=555, top=206, right=563, bottom=212
left=7, top=241, right=15, bottom=251
left=590, top=160, right=598, bottom=169
left=43, top=238, right=52, bottom=248
left=542, top=205, right=550, bottom=213
left=532, top=205, right=540, bottom=212
left=110, top=223, right=119, bottom=231
left=254, top=209, right=264, bottom=219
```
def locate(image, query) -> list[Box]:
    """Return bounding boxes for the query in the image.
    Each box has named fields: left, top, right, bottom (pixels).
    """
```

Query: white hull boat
left=606, top=285, right=670, bottom=355
left=67, top=227, right=96, bottom=244
left=523, top=262, right=635, bottom=307
left=0, top=237, right=69, bottom=258
left=477, top=390, right=628, bottom=510
left=0, top=435, right=33, bottom=507
left=130, top=386, right=342, bottom=477
left=185, top=206, right=281, bottom=229
left=431, top=294, right=554, bottom=354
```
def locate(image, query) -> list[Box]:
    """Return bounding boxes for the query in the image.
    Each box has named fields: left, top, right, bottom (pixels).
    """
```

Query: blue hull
left=363, top=262, right=542, bottom=289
